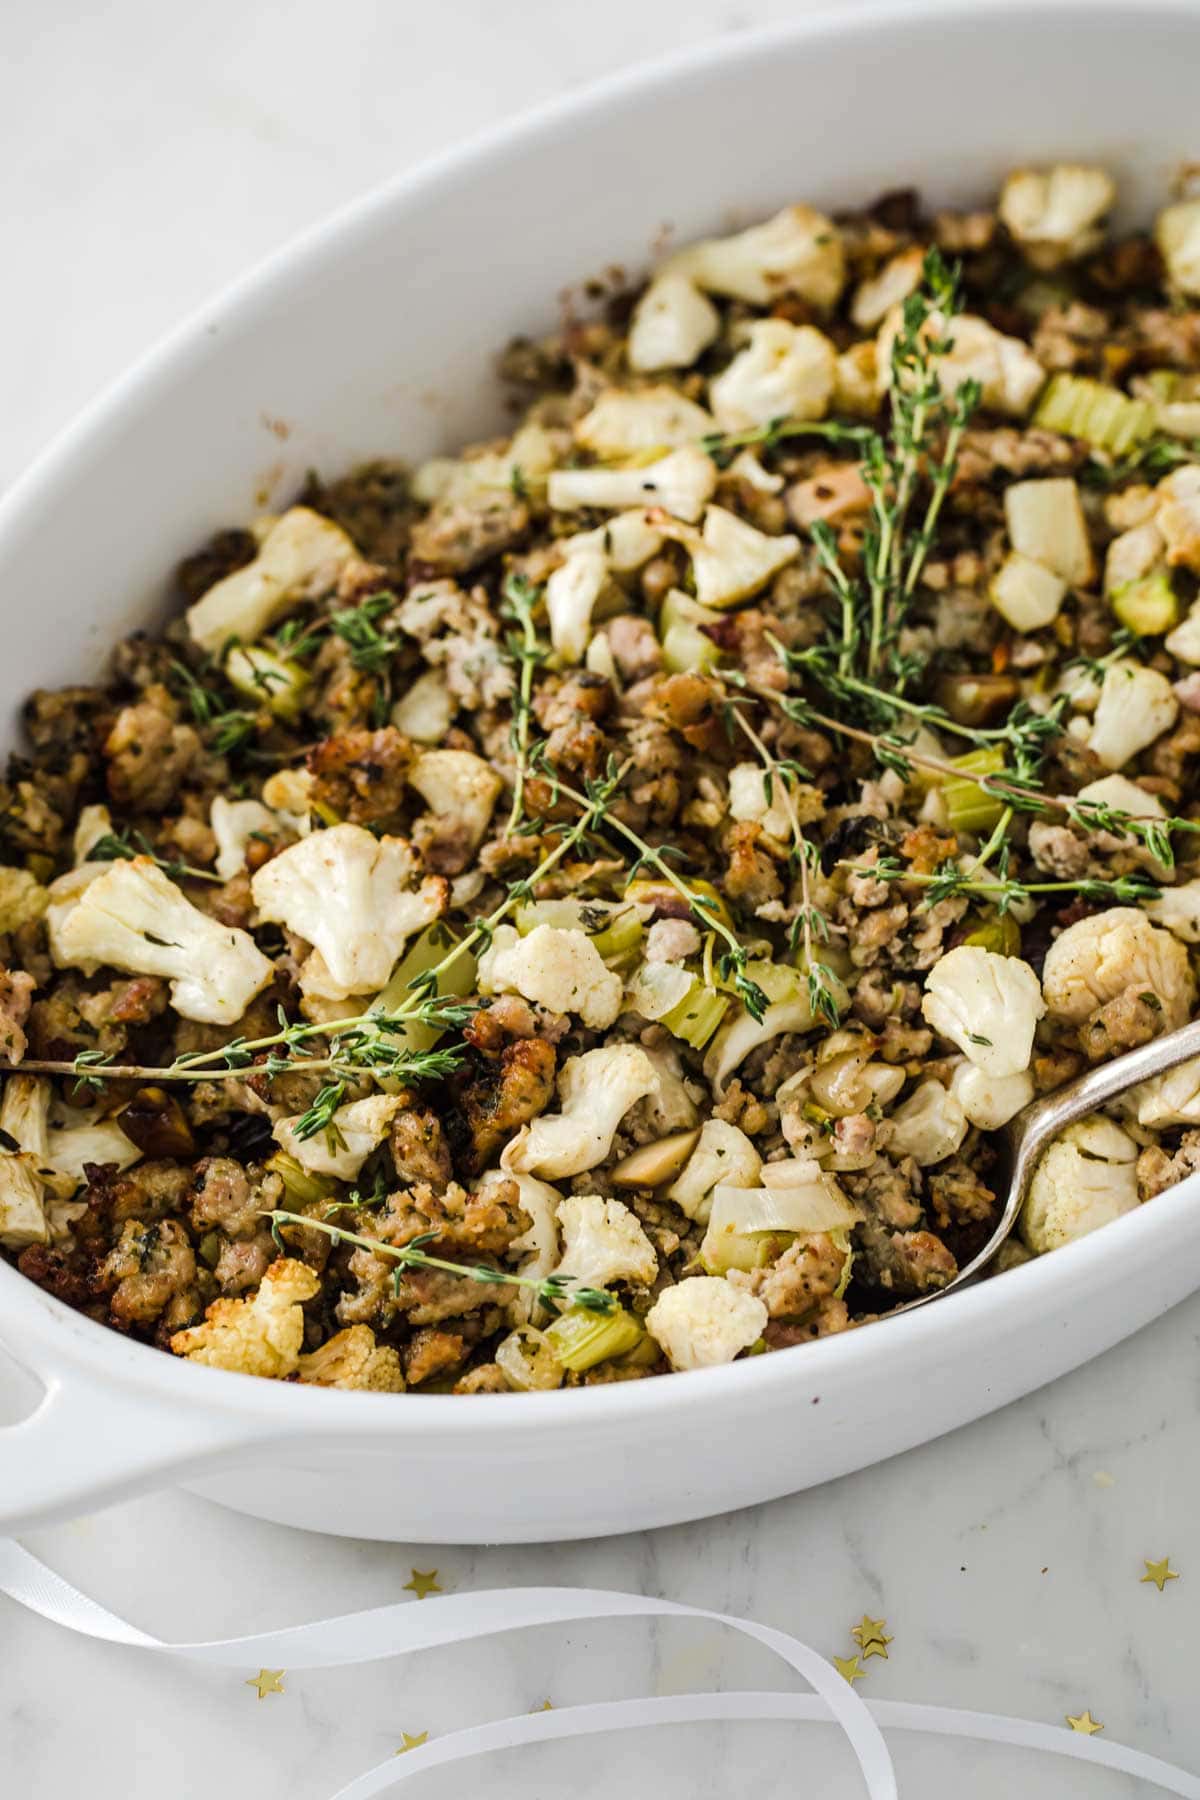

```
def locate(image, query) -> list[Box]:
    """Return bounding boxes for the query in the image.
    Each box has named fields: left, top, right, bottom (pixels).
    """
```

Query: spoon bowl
left=894, top=1015, right=1200, bottom=1317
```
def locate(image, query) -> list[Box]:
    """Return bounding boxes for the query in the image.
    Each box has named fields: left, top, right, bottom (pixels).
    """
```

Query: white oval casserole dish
left=2, top=0, right=1200, bottom=1543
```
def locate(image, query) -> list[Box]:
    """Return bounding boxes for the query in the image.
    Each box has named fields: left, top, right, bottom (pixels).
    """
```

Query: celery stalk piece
left=224, top=644, right=311, bottom=720
left=660, top=978, right=731, bottom=1049
left=265, top=1150, right=336, bottom=1208
left=662, top=620, right=719, bottom=673
left=702, top=1228, right=795, bottom=1275
left=1110, top=570, right=1179, bottom=638
left=1033, top=373, right=1156, bottom=455
left=544, top=1303, right=645, bottom=1371
left=942, top=747, right=1007, bottom=836
left=367, top=921, right=477, bottom=1086
left=589, top=906, right=646, bottom=964
left=963, top=912, right=1022, bottom=957
left=659, top=588, right=723, bottom=634
left=513, top=899, right=586, bottom=935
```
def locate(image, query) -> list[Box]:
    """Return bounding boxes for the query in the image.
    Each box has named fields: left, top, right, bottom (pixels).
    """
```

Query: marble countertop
left=2, top=1, right=1196, bottom=1793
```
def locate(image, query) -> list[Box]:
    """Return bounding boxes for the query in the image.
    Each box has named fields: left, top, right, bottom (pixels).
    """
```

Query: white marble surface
left=2, top=0, right=1197, bottom=1794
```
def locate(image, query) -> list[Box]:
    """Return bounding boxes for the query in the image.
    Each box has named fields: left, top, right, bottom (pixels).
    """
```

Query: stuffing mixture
left=7, top=164, right=1200, bottom=1394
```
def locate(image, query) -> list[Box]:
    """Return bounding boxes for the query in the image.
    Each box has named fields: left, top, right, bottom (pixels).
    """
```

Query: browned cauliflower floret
left=170, top=1256, right=318, bottom=1377
left=298, top=1324, right=405, bottom=1392
left=1041, top=907, right=1194, bottom=1033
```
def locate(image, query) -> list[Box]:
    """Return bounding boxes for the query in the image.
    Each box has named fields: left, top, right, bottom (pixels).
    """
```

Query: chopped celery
left=544, top=1303, right=645, bottom=1371
left=1033, top=373, right=1155, bottom=455
left=662, top=619, right=719, bottom=673
left=225, top=644, right=310, bottom=720
left=589, top=906, right=645, bottom=963
left=831, top=1228, right=854, bottom=1300
left=963, top=912, right=1022, bottom=957
left=368, top=921, right=477, bottom=1082
left=265, top=1150, right=335, bottom=1208
left=660, top=977, right=730, bottom=1049
left=514, top=899, right=586, bottom=935
left=702, top=1228, right=794, bottom=1276
left=1110, top=570, right=1179, bottom=638
left=942, top=748, right=1007, bottom=836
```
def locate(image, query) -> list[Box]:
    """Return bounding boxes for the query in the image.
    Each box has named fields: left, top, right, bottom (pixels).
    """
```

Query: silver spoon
left=894, top=1013, right=1200, bottom=1316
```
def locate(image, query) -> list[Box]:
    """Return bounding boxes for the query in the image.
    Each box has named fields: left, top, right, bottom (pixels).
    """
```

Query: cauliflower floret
left=949, top=1061, right=1034, bottom=1131
left=1105, top=520, right=1165, bottom=594
left=645, top=1275, right=768, bottom=1371
left=409, top=749, right=502, bottom=856
left=655, top=504, right=801, bottom=609
left=885, top=1079, right=968, bottom=1166
left=1075, top=773, right=1168, bottom=876
left=1003, top=478, right=1094, bottom=586
left=1041, top=907, right=1193, bottom=1031
left=665, top=1118, right=761, bottom=1224
left=50, top=858, right=274, bottom=1026
left=250, top=824, right=446, bottom=1000
left=545, top=548, right=608, bottom=665
left=664, top=204, right=846, bottom=309
left=989, top=552, right=1067, bottom=632
left=273, top=1093, right=402, bottom=1180
left=1131, top=1057, right=1200, bottom=1129
left=43, top=1112, right=141, bottom=1187
left=547, top=446, right=716, bottom=523
left=544, top=511, right=667, bottom=665
left=503, top=1043, right=660, bottom=1179
left=0, top=866, right=47, bottom=933
left=551, top=1192, right=658, bottom=1294
left=574, top=387, right=714, bottom=456
left=1155, top=198, right=1200, bottom=297
left=1155, top=464, right=1200, bottom=574
left=1165, top=598, right=1200, bottom=665
left=727, top=761, right=795, bottom=843
left=999, top=164, right=1116, bottom=269
left=298, top=1324, right=405, bottom=1391
left=478, top=923, right=623, bottom=1030
left=0, top=1075, right=51, bottom=1248
left=878, top=309, right=1045, bottom=417
left=850, top=246, right=925, bottom=331
left=391, top=668, right=455, bottom=744
left=171, top=1257, right=320, bottom=1377
left=708, top=321, right=836, bottom=431
left=478, top=1167, right=562, bottom=1316
left=921, top=946, right=1045, bottom=1079
left=210, top=795, right=297, bottom=883
left=186, top=507, right=358, bottom=654
left=628, top=274, right=721, bottom=372
left=1020, top=1117, right=1139, bottom=1254
left=1087, top=660, right=1178, bottom=770
left=412, top=423, right=558, bottom=506
left=1145, top=878, right=1200, bottom=943
left=73, top=803, right=113, bottom=864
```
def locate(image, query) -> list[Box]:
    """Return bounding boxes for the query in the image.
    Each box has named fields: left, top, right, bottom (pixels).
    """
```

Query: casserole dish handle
left=0, top=1370, right=264, bottom=1533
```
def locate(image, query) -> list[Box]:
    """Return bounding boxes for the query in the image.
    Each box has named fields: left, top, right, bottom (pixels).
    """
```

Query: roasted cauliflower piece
left=50, top=858, right=274, bottom=1026
left=1041, top=908, right=1193, bottom=1033
left=298, top=1324, right=405, bottom=1392
left=1021, top=1117, right=1140, bottom=1254
left=171, top=1257, right=319, bottom=1377
left=646, top=1276, right=768, bottom=1371
left=186, top=507, right=358, bottom=654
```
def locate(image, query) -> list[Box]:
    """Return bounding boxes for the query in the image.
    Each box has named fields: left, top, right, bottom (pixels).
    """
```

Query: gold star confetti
left=1141, top=1557, right=1179, bottom=1592
left=404, top=1568, right=443, bottom=1600
left=833, top=1654, right=865, bottom=1685
left=1066, top=1710, right=1103, bottom=1735
left=394, top=1732, right=429, bottom=1755
left=851, top=1615, right=893, bottom=1660
left=245, top=1669, right=285, bottom=1700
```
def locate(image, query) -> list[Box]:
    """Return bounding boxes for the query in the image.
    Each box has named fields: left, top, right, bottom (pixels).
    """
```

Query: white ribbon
left=2, top=1537, right=1197, bottom=1800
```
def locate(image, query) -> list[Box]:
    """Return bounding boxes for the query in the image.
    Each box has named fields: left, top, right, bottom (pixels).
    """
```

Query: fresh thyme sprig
left=17, top=761, right=627, bottom=1093
left=728, top=704, right=843, bottom=1028
left=549, top=764, right=771, bottom=1021
left=500, top=572, right=545, bottom=834
left=168, top=658, right=261, bottom=756
left=89, top=827, right=223, bottom=885
left=846, top=853, right=1163, bottom=915
left=266, top=1210, right=618, bottom=1315
left=700, top=415, right=874, bottom=468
